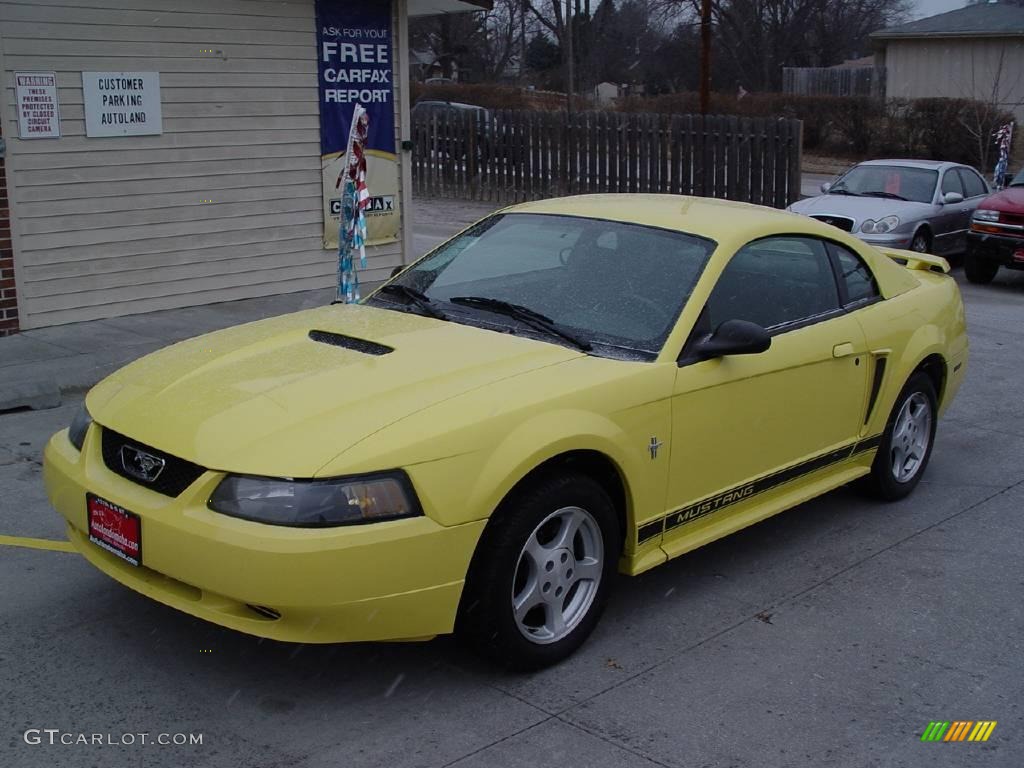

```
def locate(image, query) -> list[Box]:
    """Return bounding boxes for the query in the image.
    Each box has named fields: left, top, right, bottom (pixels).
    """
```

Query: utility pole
left=520, top=0, right=527, bottom=84
left=565, top=0, right=575, bottom=116
left=699, top=0, right=712, bottom=115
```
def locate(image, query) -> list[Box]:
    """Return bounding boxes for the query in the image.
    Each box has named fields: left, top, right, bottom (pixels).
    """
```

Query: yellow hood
left=87, top=303, right=580, bottom=477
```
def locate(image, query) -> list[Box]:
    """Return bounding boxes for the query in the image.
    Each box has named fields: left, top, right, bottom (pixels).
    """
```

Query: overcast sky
left=912, top=0, right=969, bottom=19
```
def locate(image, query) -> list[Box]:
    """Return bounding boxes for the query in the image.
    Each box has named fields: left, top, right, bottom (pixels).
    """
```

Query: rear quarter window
left=827, top=242, right=880, bottom=305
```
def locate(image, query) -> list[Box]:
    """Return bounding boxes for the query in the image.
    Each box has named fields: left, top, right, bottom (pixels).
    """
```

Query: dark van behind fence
left=411, top=109, right=803, bottom=209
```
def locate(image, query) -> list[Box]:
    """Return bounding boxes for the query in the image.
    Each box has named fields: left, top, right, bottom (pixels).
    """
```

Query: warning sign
left=15, top=71, right=61, bottom=139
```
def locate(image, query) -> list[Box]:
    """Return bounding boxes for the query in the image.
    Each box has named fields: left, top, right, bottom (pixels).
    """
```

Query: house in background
left=871, top=1, right=1024, bottom=123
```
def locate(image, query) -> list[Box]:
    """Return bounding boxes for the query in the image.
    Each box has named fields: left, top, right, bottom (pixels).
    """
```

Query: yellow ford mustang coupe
left=44, top=195, right=967, bottom=669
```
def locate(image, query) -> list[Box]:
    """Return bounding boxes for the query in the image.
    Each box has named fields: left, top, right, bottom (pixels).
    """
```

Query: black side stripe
left=637, top=433, right=884, bottom=544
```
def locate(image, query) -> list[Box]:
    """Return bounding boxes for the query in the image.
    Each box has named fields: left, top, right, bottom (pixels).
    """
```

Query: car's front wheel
left=964, top=253, right=999, bottom=284
left=457, top=473, right=619, bottom=670
left=862, top=372, right=937, bottom=500
left=910, top=230, right=931, bottom=254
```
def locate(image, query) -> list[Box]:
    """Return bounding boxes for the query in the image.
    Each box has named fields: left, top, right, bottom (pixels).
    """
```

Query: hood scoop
left=308, top=329, right=393, bottom=356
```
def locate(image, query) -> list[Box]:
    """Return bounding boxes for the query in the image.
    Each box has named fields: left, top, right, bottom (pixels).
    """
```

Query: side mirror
left=942, top=191, right=964, bottom=204
left=693, top=319, right=771, bottom=359
left=390, top=265, right=405, bottom=278
left=820, top=182, right=832, bottom=194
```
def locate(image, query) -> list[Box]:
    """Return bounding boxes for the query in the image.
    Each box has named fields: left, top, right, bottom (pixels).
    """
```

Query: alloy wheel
left=890, top=392, right=932, bottom=483
left=511, top=506, right=604, bottom=644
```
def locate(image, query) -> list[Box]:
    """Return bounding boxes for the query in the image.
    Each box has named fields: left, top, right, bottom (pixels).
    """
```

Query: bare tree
left=410, top=0, right=526, bottom=82
left=662, top=0, right=909, bottom=91
left=955, top=44, right=1023, bottom=171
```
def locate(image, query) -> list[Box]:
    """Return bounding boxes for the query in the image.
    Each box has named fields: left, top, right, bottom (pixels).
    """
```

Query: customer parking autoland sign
left=82, top=72, right=162, bottom=138
left=316, top=0, right=400, bottom=249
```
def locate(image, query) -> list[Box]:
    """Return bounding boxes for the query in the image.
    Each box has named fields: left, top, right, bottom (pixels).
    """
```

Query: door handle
left=833, top=342, right=856, bottom=358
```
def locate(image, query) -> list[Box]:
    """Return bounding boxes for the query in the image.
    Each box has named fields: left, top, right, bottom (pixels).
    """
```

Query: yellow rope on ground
left=0, top=535, right=76, bottom=553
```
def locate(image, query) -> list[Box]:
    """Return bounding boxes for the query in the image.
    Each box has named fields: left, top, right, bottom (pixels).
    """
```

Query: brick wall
left=0, top=120, right=18, bottom=337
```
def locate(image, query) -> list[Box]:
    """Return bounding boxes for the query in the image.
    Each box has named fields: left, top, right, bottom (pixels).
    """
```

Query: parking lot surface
left=1, top=269, right=1021, bottom=768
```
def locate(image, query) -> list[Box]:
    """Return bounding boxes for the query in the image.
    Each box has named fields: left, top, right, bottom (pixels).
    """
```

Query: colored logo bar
left=921, top=721, right=997, bottom=742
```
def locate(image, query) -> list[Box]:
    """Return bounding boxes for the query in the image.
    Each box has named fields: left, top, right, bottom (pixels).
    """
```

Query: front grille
left=810, top=214, right=855, bottom=232
left=101, top=428, right=206, bottom=497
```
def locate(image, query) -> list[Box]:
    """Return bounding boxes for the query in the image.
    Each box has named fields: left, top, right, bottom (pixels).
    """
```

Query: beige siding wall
left=0, top=0, right=407, bottom=329
left=885, top=37, right=1024, bottom=123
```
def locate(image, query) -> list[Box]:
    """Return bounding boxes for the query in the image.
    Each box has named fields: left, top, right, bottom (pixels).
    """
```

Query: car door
left=662, top=235, right=868, bottom=553
left=933, top=169, right=968, bottom=255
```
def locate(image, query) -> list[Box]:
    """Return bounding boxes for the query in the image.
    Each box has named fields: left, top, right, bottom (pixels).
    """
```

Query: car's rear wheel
left=862, top=372, right=937, bottom=500
left=964, top=253, right=999, bottom=284
left=456, top=473, right=619, bottom=670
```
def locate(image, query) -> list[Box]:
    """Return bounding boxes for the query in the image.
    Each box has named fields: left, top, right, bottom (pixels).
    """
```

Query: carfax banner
left=316, top=0, right=400, bottom=249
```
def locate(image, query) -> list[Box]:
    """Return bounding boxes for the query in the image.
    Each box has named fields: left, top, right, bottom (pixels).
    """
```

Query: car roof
left=502, top=194, right=831, bottom=245
left=855, top=159, right=954, bottom=170
left=414, top=100, right=485, bottom=111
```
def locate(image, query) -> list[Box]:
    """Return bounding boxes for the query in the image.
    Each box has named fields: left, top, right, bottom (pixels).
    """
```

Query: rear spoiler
left=878, top=248, right=950, bottom=274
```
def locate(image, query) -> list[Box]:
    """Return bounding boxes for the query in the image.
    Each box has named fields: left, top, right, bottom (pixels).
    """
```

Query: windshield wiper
left=377, top=284, right=448, bottom=320
left=449, top=296, right=592, bottom=351
left=862, top=190, right=908, bottom=201
left=828, top=187, right=860, bottom=196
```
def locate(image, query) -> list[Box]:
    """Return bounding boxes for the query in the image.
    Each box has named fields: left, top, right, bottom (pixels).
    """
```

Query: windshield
left=1011, top=168, right=1024, bottom=187
left=370, top=213, right=716, bottom=357
left=830, top=165, right=938, bottom=203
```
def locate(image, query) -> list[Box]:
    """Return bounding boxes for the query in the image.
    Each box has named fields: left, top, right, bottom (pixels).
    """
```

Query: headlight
left=68, top=403, right=93, bottom=451
left=208, top=471, right=421, bottom=527
left=861, top=216, right=900, bottom=235
left=973, top=209, right=999, bottom=222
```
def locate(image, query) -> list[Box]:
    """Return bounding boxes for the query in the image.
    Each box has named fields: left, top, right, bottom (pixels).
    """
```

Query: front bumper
left=43, top=426, right=485, bottom=643
left=967, top=231, right=1024, bottom=269
left=856, top=232, right=914, bottom=249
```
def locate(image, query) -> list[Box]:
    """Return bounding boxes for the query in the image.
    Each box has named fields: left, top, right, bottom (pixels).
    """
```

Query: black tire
left=862, top=372, right=938, bottom=501
left=456, top=472, right=620, bottom=670
left=964, top=252, right=999, bottom=284
left=910, top=229, right=931, bottom=254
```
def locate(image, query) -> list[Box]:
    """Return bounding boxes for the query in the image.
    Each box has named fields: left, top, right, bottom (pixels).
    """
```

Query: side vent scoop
left=308, top=330, right=393, bottom=356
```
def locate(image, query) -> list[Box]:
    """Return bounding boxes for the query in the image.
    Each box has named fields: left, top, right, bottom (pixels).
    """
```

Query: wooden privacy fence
left=783, top=66, right=886, bottom=99
left=411, top=109, right=803, bottom=209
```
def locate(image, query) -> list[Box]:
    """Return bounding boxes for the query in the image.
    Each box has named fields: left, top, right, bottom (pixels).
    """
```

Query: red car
left=965, top=168, right=1024, bottom=283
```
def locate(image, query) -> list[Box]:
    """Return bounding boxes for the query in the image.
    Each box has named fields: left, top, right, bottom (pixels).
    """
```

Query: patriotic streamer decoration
left=993, top=122, right=1014, bottom=191
left=336, top=104, right=370, bottom=303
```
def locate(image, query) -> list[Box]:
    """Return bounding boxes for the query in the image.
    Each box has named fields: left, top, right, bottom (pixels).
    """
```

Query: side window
left=941, top=170, right=963, bottom=197
left=706, top=237, right=840, bottom=331
left=957, top=168, right=987, bottom=198
left=827, top=242, right=880, bottom=305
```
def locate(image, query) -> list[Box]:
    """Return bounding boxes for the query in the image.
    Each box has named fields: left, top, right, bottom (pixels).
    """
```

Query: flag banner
left=993, top=123, right=1013, bottom=190
left=337, top=105, right=370, bottom=303
left=316, top=0, right=400, bottom=250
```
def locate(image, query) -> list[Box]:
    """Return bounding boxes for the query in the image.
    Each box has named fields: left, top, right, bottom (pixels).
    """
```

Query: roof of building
left=872, top=1, right=1024, bottom=40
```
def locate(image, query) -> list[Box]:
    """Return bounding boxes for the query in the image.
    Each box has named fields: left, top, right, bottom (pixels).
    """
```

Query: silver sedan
left=788, top=159, right=991, bottom=255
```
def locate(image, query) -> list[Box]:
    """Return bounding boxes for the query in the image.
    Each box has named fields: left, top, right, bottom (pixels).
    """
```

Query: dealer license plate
left=87, top=494, right=142, bottom=567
